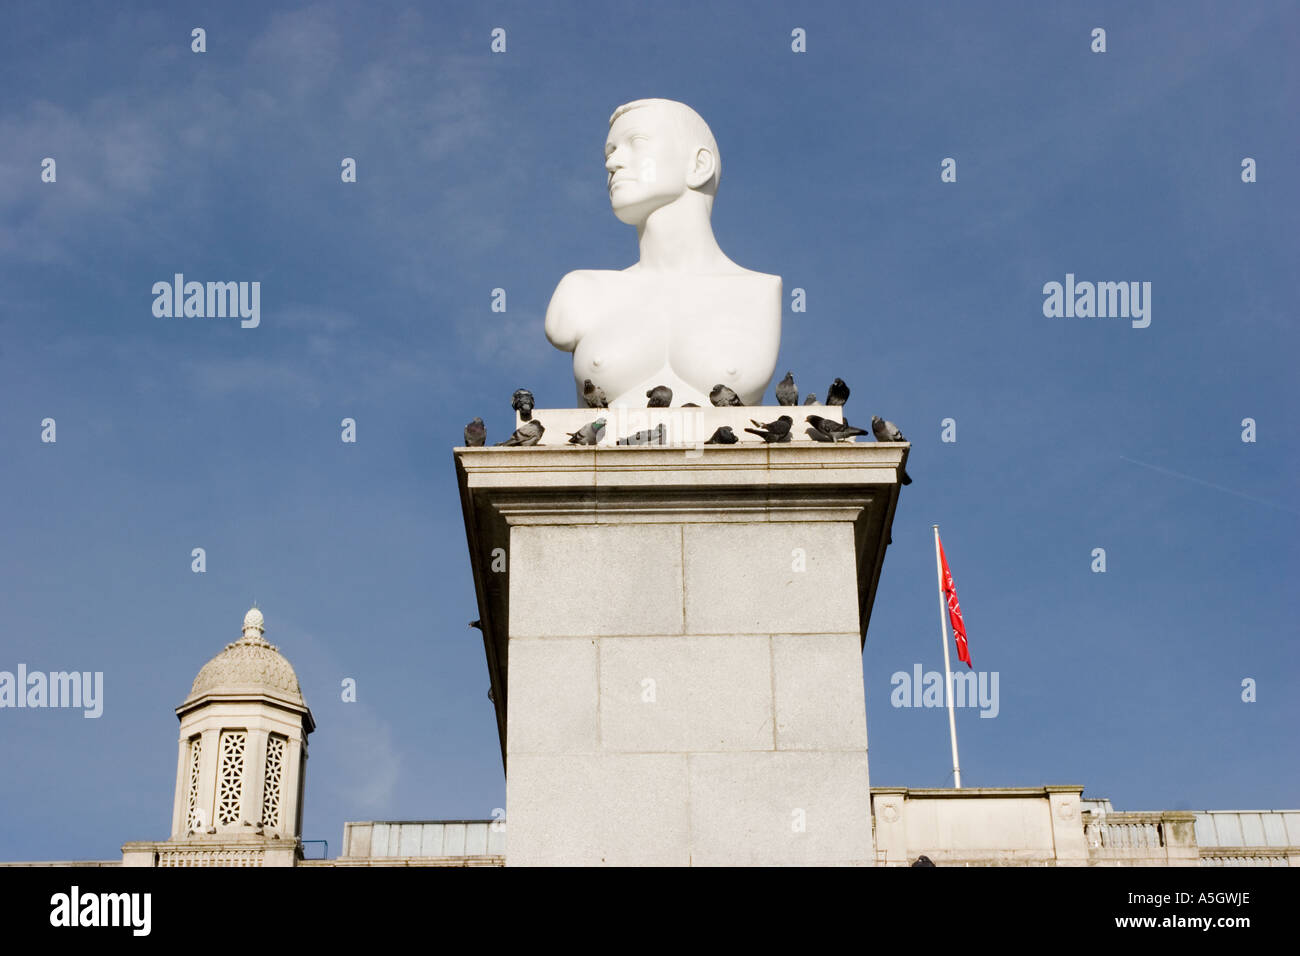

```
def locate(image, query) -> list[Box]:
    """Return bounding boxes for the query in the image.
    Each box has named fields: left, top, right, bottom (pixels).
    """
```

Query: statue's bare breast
left=548, top=269, right=781, bottom=406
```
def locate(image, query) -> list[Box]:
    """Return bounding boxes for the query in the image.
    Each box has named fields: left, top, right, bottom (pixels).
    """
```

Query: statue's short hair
left=609, top=99, right=720, bottom=193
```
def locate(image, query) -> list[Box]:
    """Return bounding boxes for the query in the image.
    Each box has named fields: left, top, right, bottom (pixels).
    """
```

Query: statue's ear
left=687, top=146, right=717, bottom=190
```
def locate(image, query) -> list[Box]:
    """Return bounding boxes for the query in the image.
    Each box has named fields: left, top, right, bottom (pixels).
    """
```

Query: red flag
left=938, top=537, right=972, bottom=668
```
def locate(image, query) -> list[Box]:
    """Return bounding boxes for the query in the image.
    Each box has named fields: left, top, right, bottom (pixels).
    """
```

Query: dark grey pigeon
left=618, top=424, right=667, bottom=446
left=464, top=417, right=486, bottom=446
left=827, top=377, right=850, bottom=406
left=805, top=425, right=834, bottom=442
left=495, top=420, right=545, bottom=447
left=682, top=403, right=700, bottom=408
left=582, top=379, right=609, bottom=408
left=871, top=415, right=906, bottom=442
left=745, top=415, right=794, bottom=443
left=704, top=425, right=738, bottom=445
left=871, top=416, right=913, bottom=485
left=806, top=415, right=869, bottom=442
left=709, top=384, right=743, bottom=407
left=646, top=385, right=673, bottom=407
left=512, top=388, right=535, bottom=421
left=567, top=417, right=607, bottom=446
left=775, top=371, right=798, bottom=406
left=803, top=393, right=818, bottom=406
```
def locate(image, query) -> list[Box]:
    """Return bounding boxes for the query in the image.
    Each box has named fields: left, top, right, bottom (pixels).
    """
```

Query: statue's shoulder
left=546, top=271, right=623, bottom=347
left=557, top=268, right=624, bottom=282
left=717, top=261, right=781, bottom=287
left=552, top=268, right=623, bottom=295
left=549, top=270, right=629, bottom=312
left=744, top=269, right=781, bottom=287
left=729, top=268, right=782, bottom=299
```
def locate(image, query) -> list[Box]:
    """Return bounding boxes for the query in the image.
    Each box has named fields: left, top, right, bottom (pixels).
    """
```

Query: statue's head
left=605, top=99, right=720, bottom=226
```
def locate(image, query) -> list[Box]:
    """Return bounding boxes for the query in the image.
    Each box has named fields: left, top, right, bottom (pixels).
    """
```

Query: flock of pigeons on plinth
left=462, top=371, right=911, bottom=485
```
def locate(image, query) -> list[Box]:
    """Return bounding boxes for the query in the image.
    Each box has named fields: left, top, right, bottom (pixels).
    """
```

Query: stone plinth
left=455, top=440, right=907, bottom=866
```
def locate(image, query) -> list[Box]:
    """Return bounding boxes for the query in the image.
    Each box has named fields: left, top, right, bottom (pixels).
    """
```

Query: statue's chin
left=610, top=200, right=651, bottom=227
left=609, top=191, right=679, bottom=228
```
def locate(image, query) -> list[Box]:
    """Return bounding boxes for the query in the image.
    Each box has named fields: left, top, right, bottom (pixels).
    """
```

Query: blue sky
left=1, top=0, right=1296, bottom=861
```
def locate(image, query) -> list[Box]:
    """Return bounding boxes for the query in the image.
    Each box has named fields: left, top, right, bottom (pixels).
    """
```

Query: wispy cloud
left=0, top=0, right=501, bottom=275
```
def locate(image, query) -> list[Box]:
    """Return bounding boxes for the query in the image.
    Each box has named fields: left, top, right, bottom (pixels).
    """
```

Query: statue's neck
left=635, top=199, right=731, bottom=273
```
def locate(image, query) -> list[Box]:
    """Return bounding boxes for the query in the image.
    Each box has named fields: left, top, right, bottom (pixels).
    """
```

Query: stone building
left=123, top=607, right=315, bottom=867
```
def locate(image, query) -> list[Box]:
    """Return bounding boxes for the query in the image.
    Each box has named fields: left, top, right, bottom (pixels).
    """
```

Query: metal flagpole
left=933, top=525, right=962, bottom=789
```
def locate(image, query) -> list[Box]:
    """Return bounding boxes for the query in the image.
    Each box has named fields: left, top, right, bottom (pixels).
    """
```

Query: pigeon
left=567, top=417, right=606, bottom=445
left=682, top=403, right=700, bottom=408
left=618, top=424, right=667, bottom=446
left=464, top=417, right=486, bottom=446
left=775, top=371, right=798, bottom=406
left=871, top=416, right=913, bottom=485
left=911, top=855, right=936, bottom=867
left=709, top=384, right=743, bottom=407
left=827, top=377, right=850, bottom=406
left=583, top=379, right=608, bottom=408
left=511, top=388, right=535, bottom=421
left=806, top=415, right=870, bottom=442
left=495, top=420, right=545, bottom=446
left=704, top=426, right=738, bottom=444
left=803, top=393, right=818, bottom=406
left=646, top=385, right=673, bottom=407
left=745, top=415, right=793, bottom=443
left=806, top=425, right=834, bottom=442
left=871, top=415, right=906, bottom=442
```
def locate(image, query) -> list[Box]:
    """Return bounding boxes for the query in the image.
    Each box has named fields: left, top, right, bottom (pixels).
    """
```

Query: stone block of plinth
left=455, top=439, right=907, bottom=866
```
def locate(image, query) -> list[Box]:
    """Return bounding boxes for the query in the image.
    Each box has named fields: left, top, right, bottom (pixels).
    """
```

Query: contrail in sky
left=1119, top=456, right=1298, bottom=516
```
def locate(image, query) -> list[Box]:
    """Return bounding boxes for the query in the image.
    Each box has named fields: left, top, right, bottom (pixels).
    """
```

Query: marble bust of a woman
left=544, top=99, right=781, bottom=408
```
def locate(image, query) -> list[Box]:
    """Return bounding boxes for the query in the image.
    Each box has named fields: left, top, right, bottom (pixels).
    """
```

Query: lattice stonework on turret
left=262, top=734, right=286, bottom=828
left=216, top=731, right=246, bottom=826
left=185, top=736, right=202, bottom=831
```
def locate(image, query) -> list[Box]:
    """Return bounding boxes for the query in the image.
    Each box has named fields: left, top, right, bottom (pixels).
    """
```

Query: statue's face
left=605, top=106, right=691, bottom=226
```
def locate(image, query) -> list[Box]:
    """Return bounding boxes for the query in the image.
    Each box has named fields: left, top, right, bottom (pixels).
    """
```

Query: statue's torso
left=551, top=269, right=781, bottom=406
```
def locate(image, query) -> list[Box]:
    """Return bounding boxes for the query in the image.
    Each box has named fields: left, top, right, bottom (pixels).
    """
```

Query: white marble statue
left=545, top=99, right=781, bottom=408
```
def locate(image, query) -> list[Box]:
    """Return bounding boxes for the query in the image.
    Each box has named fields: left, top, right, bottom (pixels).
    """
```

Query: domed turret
left=164, top=607, right=315, bottom=861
